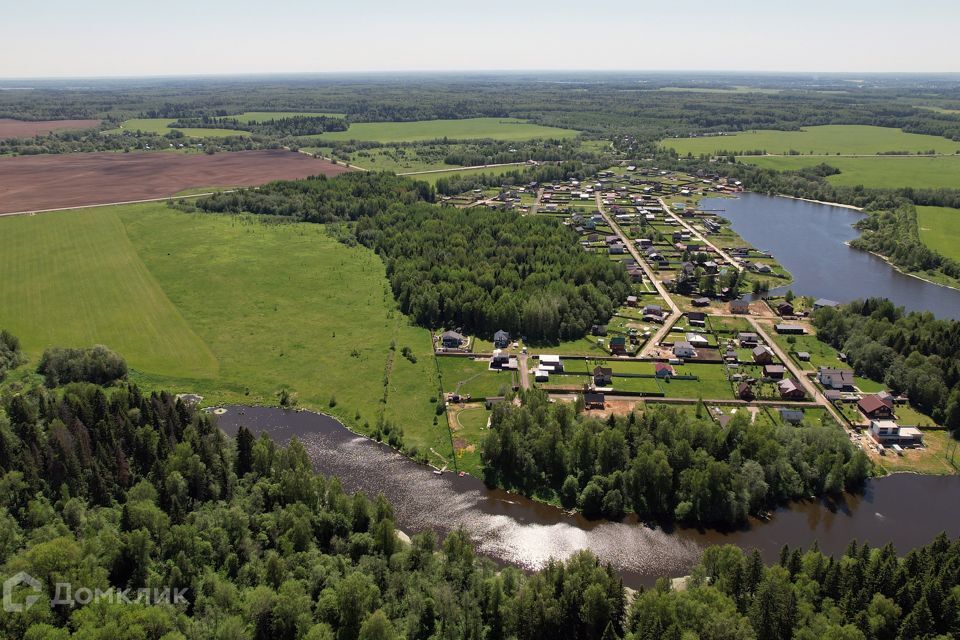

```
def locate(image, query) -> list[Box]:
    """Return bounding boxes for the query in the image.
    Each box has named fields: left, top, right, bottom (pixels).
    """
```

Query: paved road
left=596, top=192, right=680, bottom=356
left=657, top=196, right=743, bottom=272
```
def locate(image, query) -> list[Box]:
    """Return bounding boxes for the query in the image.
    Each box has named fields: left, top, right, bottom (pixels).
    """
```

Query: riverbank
left=847, top=242, right=960, bottom=292
left=775, top=194, right=864, bottom=211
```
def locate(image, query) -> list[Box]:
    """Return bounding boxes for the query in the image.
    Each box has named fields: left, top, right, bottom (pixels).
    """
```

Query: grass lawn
left=231, top=111, right=345, bottom=123
left=742, top=155, right=960, bottom=190
left=874, top=429, right=959, bottom=476
left=0, top=203, right=441, bottom=456
left=449, top=405, right=491, bottom=475
left=437, top=357, right=513, bottom=399
left=771, top=333, right=845, bottom=371
left=309, top=118, right=578, bottom=143
left=104, top=118, right=249, bottom=138
left=917, top=206, right=960, bottom=260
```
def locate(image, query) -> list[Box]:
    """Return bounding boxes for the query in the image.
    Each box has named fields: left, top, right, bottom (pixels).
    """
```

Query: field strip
left=397, top=161, right=529, bottom=176
left=0, top=191, right=234, bottom=218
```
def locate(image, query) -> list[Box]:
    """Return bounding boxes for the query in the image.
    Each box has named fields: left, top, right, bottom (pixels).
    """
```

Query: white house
left=673, top=341, right=698, bottom=359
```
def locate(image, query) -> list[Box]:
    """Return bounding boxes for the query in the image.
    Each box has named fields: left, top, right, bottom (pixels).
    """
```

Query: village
left=431, top=165, right=940, bottom=471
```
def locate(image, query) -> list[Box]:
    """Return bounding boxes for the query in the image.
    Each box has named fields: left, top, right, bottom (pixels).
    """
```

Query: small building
left=610, top=336, right=628, bottom=355
left=643, top=304, right=663, bottom=318
left=534, top=368, right=550, bottom=382
left=584, top=392, right=605, bottom=410
left=779, top=408, right=805, bottom=425
left=591, top=324, right=608, bottom=337
left=870, top=420, right=923, bottom=446
left=686, top=333, right=709, bottom=348
left=692, top=297, right=711, bottom=307
left=813, top=298, right=840, bottom=310
left=738, top=382, right=754, bottom=400
left=626, top=295, right=639, bottom=307
left=538, top=355, right=564, bottom=373
left=776, top=302, right=795, bottom=316
left=730, top=299, right=750, bottom=314
left=858, top=394, right=895, bottom=419
left=796, top=351, right=811, bottom=362
left=491, top=351, right=510, bottom=369
left=752, top=346, right=775, bottom=365
left=687, top=311, right=707, bottom=327
left=673, top=341, right=698, bottom=359
left=655, top=362, right=675, bottom=378
left=493, top=330, right=511, bottom=348
left=818, top=367, right=854, bottom=390
left=764, top=364, right=786, bottom=380
left=593, top=366, right=613, bottom=386
left=778, top=378, right=805, bottom=400
left=738, top=332, right=759, bottom=348
left=441, top=330, right=466, bottom=349
left=775, top=324, right=806, bottom=335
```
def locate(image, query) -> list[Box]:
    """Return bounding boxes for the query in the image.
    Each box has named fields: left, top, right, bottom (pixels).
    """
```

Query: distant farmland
left=741, top=155, right=960, bottom=189
left=0, top=150, right=348, bottom=213
left=104, top=118, right=249, bottom=138
left=664, top=125, right=960, bottom=155
left=0, top=118, right=101, bottom=139
left=312, top=117, right=579, bottom=143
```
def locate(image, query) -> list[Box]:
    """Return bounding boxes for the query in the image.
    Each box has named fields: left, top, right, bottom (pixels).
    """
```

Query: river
left=700, top=193, right=960, bottom=320
left=216, top=405, right=960, bottom=588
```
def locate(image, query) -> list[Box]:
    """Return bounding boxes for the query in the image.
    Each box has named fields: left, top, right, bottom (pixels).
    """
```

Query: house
left=643, top=304, right=663, bottom=318
left=491, top=351, right=510, bottom=369
left=776, top=302, right=795, bottom=316
left=779, top=408, right=805, bottom=425
left=626, top=295, right=639, bottom=307
left=764, top=364, right=786, bottom=380
left=775, top=324, right=806, bottom=335
left=627, top=267, right=644, bottom=283
left=687, top=311, right=707, bottom=327
left=818, top=367, right=854, bottom=390
left=778, top=378, right=805, bottom=399
left=686, top=333, right=709, bottom=348
left=738, top=382, right=754, bottom=400
left=752, top=346, right=774, bottom=365
left=796, top=351, right=811, bottom=362
left=593, top=366, right=613, bottom=386
left=584, top=392, right=605, bottom=410
left=859, top=394, right=894, bottom=419
left=823, top=389, right=843, bottom=402
left=692, top=297, right=711, bottom=307
left=655, top=363, right=675, bottom=378
left=440, top=330, right=466, bottom=349
left=730, top=299, right=750, bottom=314
left=610, top=336, right=627, bottom=355
left=673, top=341, right=698, bottom=359
left=538, top=355, right=564, bottom=373
left=814, top=298, right=840, bottom=310
left=738, top=332, right=759, bottom=348
left=870, top=420, right=923, bottom=446
left=493, top=330, right=511, bottom=349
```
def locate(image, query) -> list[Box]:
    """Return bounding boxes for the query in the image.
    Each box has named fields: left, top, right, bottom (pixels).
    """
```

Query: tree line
left=481, top=390, right=870, bottom=526
left=36, top=344, right=127, bottom=388
left=0, top=330, right=24, bottom=382
left=354, top=205, right=632, bottom=342
left=171, top=115, right=350, bottom=136
left=813, top=299, right=960, bottom=434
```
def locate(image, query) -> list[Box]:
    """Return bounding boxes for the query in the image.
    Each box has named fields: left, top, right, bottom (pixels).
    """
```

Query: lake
left=700, top=193, right=960, bottom=319
left=216, top=405, right=960, bottom=588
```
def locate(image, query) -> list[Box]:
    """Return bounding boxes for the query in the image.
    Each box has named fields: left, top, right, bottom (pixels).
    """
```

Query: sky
left=2, top=0, right=958, bottom=77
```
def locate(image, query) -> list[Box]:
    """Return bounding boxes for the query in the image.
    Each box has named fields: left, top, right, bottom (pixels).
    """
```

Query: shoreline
left=845, top=242, right=960, bottom=293
left=775, top=194, right=864, bottom=211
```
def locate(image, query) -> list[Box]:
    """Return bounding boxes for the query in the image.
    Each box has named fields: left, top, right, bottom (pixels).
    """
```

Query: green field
left=231, top=111, right=345, bottom=123
left=0, top=204, right=446, bottom=458
left=437, top=357, right=514, bottom=398
left=917, top=206, right=960, bottom=259
left=664, top=125, right=960, bottom=156
left=741, top=155, right=960, bottom=190
left=104, top=118, right=249, bottom=138
left=309, top=118, right=578, bottom=143
left=411, top=164, right=528, bottom=185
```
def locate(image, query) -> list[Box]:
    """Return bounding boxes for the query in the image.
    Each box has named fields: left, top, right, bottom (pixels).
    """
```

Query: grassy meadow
left=741, top=155, right=960, bottom=190
left=917, top=206, right=960, bottom=260
left=0, top=204, right=446, bottom=461
left=309, top=118, right=578, bottom=143
left=410, top=164, right=528, bottom=184
left=104, top=118, right=250, bottom=138
left=664, top=125, right=960, bottom=156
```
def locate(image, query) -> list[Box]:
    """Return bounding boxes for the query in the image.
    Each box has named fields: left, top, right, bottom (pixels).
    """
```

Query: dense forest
left=185, top=172, right=434, bottom=223
left=36, top=345, right=128, bottom=388
left=813, top=299, right=960, bottom=434
left=0, top=330, right=24, bottom=382
left=171, top=115, right=350, bottom=137
left=481, top=391, right=870, bottom=526
left=354, top=205, right=632, bottom=341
